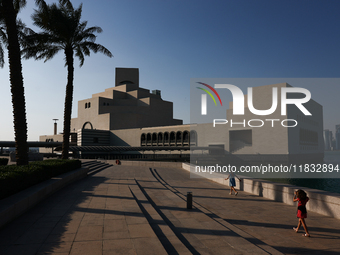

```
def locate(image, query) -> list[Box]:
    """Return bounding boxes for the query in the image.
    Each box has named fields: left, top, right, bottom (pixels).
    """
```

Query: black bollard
left=187, top=192, right=193, bottom=209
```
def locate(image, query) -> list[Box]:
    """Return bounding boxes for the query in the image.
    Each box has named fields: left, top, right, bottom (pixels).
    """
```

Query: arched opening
left=183, top=130, right=189, bottom=146
left=170, top=131, right=176, bottom=146
left=85, top=103, right=88, bottom=109
left=146, top=133, right=152, bottom=146
left=152, top=133, right=157, bottom=146
left=141, top=133, right=146, bottom=146
left=176, top=131, right=182, bottom=146
left=190, top=130, right=197, bottom=146
left=82, top=121, right=93, bottom=130
left=157, top=133, right=163, bottom=146
left=164, top=132, right=169, bottom=146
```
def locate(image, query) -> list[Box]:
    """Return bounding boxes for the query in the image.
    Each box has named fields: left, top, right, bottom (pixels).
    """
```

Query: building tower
left=336, top=125, right=340, bottom=150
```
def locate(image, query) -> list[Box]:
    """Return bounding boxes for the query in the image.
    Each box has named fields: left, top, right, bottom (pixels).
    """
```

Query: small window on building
left=88, top=102, right=91, bottom=108
left=103, top=102, right=106, bottom=106
left=85, top=103, right=88, bottom=108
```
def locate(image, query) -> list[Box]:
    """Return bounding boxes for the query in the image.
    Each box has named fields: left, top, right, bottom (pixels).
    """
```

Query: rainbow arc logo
left=196, top=82, right=222, bottom=115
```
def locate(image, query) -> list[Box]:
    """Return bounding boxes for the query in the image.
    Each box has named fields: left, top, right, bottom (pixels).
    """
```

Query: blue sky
left=1, top=0, right=340, bottom=140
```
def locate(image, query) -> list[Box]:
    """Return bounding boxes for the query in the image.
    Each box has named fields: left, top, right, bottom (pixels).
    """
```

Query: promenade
left=0, top=161, right=340, bottom=254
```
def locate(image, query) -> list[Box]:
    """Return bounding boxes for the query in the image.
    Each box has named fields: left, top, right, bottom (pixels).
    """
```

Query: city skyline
left=1, top=0, right=340, bottom=140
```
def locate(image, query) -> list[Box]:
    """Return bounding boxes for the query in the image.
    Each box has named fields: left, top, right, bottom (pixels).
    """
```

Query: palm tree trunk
left=62, top=47, right=74, bottom=159
left=1, top=0, right=28, bottom=165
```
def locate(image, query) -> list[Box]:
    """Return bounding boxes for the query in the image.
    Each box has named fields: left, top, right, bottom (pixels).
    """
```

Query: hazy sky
left=1, top=0, right=340, bottom=141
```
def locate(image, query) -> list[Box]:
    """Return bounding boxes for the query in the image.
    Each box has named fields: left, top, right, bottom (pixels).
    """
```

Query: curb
left=0, top=167, right=88, bottom=229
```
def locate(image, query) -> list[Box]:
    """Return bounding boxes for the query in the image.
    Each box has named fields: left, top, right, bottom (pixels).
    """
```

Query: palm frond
left=35, top=0, right=47, bottom=10
left=36, top=45, right=61, bottom=62
left=24, top=0, right=112, bottom=66
left=75, top=44, right=84, bottom=66
left=59, top=0, right=74, bottom=12
left=83, top=41, right=113, bottom=57
left=0, top=24, right=7, bottom=45
left=13, top=0, right=26, bottom=14
left=0, top=41, right=5, bottom=67
left=16, top=19, right=34, bottom=49
left=83, top=26, right=102, bottom=35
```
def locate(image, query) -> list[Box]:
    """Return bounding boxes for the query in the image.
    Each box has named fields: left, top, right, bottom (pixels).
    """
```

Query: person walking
left=225, top=172, right=241, bottom=195
left=293, top=189, right=310, bottom=237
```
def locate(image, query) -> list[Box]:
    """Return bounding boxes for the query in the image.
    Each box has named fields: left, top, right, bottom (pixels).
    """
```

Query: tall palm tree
left=0, top=0, right=28, bottom=165
left=23, top=0, right=112, bottom=159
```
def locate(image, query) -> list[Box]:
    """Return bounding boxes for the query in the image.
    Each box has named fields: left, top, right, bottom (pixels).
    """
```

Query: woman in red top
left=293, top=189, right=310, bottom=237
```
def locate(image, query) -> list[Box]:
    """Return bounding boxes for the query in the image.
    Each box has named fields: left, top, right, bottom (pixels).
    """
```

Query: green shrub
left=0, top=159, right=81, bottom=200
left=0, top=158, right=8, bottom=166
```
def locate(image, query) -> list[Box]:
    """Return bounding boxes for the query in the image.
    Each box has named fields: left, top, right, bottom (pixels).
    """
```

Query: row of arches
left=141, top=130, right=197, bottom=147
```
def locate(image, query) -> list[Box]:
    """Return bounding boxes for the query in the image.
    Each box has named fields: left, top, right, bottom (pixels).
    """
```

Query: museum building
left=40, top=68, right=324, bottom=162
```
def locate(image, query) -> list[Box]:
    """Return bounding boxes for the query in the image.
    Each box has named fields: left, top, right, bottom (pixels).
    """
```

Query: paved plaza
left=0, top=161, right=340, bottom=254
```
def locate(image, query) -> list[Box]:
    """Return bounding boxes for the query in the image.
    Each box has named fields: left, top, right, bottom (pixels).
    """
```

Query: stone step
left=81, top=160, right=112, bottom=175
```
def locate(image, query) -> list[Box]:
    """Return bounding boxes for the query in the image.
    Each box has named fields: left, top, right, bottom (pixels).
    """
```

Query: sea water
left=271, top=151, right=340, bottom=194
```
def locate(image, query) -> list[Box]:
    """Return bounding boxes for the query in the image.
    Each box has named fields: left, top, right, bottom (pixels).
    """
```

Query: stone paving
left=0, top=161, right=340, bottom=254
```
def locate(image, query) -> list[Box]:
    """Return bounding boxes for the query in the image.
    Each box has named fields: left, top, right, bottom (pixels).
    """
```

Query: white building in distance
left=40, top=68, right=324, bottom=163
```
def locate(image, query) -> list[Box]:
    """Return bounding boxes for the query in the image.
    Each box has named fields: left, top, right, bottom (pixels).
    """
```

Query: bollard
left=187, top=192, right=192, bottom=209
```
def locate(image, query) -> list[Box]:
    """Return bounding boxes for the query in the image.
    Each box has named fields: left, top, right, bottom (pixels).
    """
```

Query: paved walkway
left=0, top=161, right=340, bottom=255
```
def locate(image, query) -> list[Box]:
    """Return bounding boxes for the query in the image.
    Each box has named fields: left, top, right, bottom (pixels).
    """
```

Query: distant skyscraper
left=336, top=125, right=340, bottom=133
left=324, top=129, right=332, bottom=151
left=336, top=125, right=340, bottom=150
left=330, top=131, right=336, bottom=150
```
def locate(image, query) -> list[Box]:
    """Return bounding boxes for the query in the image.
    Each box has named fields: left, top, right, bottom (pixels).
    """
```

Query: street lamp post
left=53, top=119, right=59, bottom=135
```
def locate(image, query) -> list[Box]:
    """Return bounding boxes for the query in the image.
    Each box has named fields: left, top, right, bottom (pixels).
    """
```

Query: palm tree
left=0, top=18, right=7, bottom=68
left=23, top=0, right=113, bottom=159
left=0, top=0, right=29, bottom=165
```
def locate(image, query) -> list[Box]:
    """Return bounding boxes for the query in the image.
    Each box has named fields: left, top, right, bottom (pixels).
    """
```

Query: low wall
left=105, top=160, right=183, bottom=168
left=9, top=152, right=44, bottom=162
left=0, top=167, right=88, bottom=229
left=182, top=163, right=340, bottom=219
